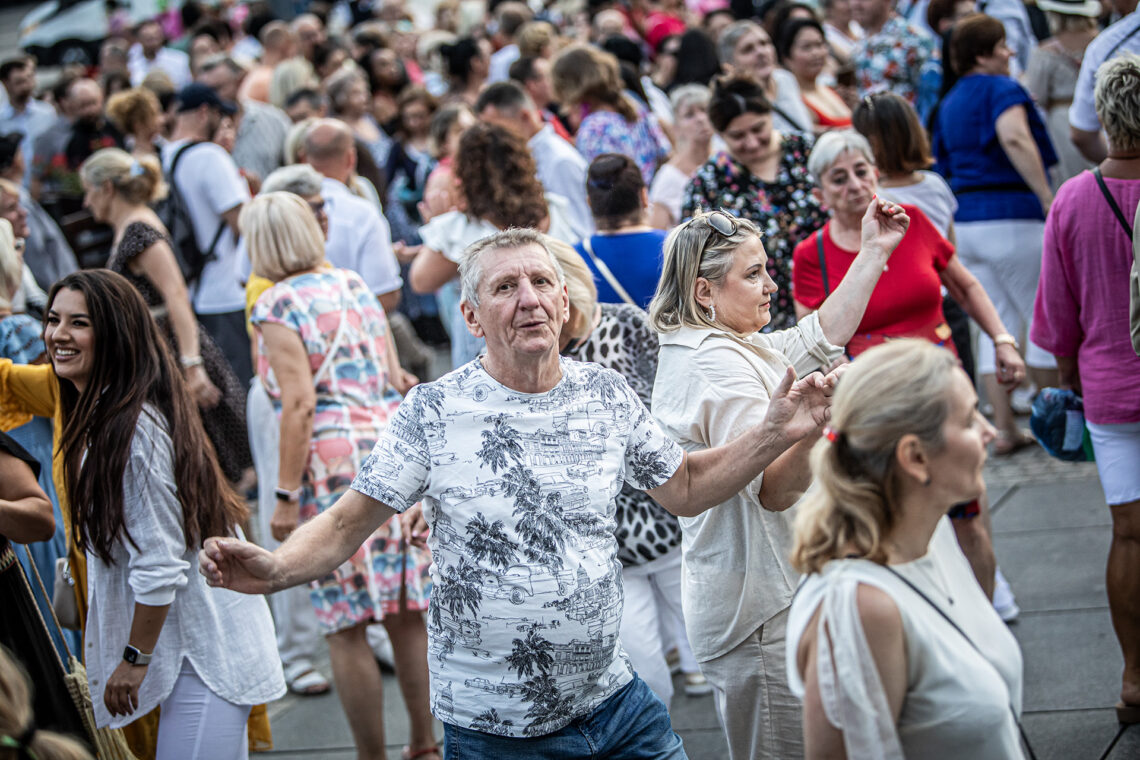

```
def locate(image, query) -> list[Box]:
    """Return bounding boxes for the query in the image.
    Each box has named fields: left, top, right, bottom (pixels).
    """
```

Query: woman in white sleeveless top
left=786, top=340, right=1028, bottom=758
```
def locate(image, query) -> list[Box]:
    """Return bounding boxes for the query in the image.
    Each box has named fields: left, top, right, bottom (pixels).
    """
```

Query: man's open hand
left=764, top=365, right=838, bottom=443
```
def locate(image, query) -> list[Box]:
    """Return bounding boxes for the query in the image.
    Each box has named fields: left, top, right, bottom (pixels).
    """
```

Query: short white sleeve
left=419, top=211, right=497, bottom=264
left=356, top=211, right=402, bottom=296
left=1068, top=47, right=1101, bottom=133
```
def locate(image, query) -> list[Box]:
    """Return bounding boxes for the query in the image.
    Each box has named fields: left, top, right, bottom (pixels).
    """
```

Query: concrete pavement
left=256, top=443, right=1137, bottom=759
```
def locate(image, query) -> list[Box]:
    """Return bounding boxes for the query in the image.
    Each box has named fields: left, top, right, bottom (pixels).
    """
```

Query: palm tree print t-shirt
left=351, top=357, right=684, bottom=737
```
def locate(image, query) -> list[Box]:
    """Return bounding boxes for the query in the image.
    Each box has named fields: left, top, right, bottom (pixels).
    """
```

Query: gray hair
left=1095, top=53, right=1140, bottom=155
left=649, top=210, right=763, bottom=333
left=459, top=228, right=566, bottom=309
left=807, top=129, right=877, bottom=182
left=261, top=163, right=324, bottom=196
left=669, top=84, right=711, bottom=116
left=717, top=20, right=762, bottom=66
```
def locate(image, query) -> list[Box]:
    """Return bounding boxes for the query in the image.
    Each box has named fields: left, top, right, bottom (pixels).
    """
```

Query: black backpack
left=155, top=141, right=227, bottom=287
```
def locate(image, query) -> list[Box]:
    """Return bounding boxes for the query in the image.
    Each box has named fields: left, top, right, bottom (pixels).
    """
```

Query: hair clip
left=823, top=426, right=838, bottom=443
left=129, top=159, right=145, bottom=177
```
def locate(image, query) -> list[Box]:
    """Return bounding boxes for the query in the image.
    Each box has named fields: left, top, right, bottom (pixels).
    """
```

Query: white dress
left=786, top=517, right=1025, bottom=759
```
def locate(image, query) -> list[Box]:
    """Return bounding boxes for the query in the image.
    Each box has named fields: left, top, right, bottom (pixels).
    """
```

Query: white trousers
left=247, top=380, right=322, bottom=669
left=698, top=609, right=803, bottom=760
left=954, top=219, right=1057, bottom=374
left=619, top=548, right=700, bottom=707
left=155, top=662, right=250, bottom=760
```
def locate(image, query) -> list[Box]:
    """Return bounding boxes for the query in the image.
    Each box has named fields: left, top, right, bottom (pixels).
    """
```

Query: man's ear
left=461, top=299, right=485, bottom=338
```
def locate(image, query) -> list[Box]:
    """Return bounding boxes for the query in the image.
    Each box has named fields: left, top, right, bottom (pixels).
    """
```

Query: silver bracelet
left=180, top=355, right=204, bottom=369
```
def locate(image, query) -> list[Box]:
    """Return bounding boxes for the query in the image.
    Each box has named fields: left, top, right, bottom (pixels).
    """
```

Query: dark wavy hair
left=49, top=270, right=247, bottom=564
left=454, top=123, right=548, bottom=230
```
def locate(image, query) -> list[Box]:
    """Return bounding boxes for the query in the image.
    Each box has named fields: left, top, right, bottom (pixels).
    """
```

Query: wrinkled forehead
left=479, top=243, right=559, bottom=287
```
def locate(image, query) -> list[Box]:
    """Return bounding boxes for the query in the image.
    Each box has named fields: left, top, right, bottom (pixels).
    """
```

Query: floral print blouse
left=576, top=106, right=671, bottom=185
left=681, top=133, right=826, bottom=330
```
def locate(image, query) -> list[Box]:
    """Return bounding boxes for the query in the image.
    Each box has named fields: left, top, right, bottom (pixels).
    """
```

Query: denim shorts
left=441, top=674, right=687, bottom=759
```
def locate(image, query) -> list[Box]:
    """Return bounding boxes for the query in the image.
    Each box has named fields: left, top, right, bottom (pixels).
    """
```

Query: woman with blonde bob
left=245, top=193, right=438, bottom=760
left=650, top=198, right=909, bottom=759
left=79, top=147, right=253, bottom=482
left=786, top=339, right=1026, bottom=758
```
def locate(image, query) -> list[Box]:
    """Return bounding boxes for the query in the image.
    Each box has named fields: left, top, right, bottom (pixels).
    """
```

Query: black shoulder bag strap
left=883, top=566, right=1039, bottom=760
left=169, top=141, right=229, bottom=263
left=816, top=229, right=831, bottom=296
left=1093, top=166, right=1135, bottom=239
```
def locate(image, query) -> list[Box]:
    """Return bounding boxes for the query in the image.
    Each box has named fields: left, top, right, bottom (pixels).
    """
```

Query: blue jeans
left=442, top=675, right=687, bottom=759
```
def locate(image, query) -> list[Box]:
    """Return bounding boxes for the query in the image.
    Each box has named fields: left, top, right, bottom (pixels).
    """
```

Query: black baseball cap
left=175, top=83, right=237, bottom=116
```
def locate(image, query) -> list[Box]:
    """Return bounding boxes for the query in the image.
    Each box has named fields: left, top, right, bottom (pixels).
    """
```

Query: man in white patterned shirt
left=201, top=228, right=835, bottom=757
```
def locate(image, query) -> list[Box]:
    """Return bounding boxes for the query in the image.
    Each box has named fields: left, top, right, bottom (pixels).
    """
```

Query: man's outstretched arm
left=200, top=489, right=397, bottom=595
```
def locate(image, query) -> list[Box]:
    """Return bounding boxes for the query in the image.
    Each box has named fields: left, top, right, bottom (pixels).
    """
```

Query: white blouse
left=85, top=408, right=284, bottom=728
left=652, top=314, right=843, bottom=661
left=786, top=517, right=1025, bottom=759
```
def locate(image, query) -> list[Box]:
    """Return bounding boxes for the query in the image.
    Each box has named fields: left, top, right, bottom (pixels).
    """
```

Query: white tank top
left=786, top=517, right=1025, bottom=759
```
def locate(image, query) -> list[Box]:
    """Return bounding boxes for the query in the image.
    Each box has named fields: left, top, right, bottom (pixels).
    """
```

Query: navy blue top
left=932, top=74, right=1057, bottom=222
left=575, top=230, right=668, bottom=309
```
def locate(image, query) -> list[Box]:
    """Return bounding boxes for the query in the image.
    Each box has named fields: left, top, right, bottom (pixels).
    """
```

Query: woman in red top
left=793, top=128, right=1026, bottom=605
left=793, top=129, right=1023, bottom=373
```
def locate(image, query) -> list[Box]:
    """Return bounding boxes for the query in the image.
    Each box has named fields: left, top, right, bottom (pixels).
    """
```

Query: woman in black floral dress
left=79, top=148, right=251, bottom=482
left=682, top=74, right=826, bottom=330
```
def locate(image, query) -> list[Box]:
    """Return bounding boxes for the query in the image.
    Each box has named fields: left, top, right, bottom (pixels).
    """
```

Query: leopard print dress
left=569, top=303, right=682, bottom=566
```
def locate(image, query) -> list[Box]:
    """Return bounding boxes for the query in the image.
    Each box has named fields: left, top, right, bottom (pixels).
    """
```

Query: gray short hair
left=718, top=21, right=762, bottom=66
left=669, top=84, right=711, bottom=116
left=261, top=163, right=324, bottom=196
left=1095, top=53, right=1140, bottom=154
left=459, top=228, right=566, bottom=309
left=807, top=129, right=876, bottom=182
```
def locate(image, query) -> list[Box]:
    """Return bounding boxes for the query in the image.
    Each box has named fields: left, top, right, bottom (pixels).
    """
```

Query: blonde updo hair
left=0, top=647, right=92, bottom=760
left=791, top=340, right=960, bottom=574
left=79, top=147, right=167, bottom=205
left=545, top=237, right=598, bottom=341
left=648, top=210, right=762, bottom=333
left=240, top=191, right=326, bottom=282
left=105, top=87, right=161, bottom=136
left=0, top=219, right=19, bottom=312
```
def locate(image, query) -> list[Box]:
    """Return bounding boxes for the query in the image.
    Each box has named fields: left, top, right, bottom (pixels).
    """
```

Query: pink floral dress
left=252, top=268, right=432, bottom=633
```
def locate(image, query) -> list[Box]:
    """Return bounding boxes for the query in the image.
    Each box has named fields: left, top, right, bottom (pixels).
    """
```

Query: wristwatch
left=123, top=645, right=153, bottom=666
left=275, top=486, right=302, bottom=502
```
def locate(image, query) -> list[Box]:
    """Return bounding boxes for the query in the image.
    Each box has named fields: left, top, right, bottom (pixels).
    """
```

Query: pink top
left=1031, top=170, right=1140, bottom=424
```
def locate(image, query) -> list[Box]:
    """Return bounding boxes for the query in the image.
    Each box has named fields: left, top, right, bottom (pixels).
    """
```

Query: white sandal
left=284, top=662, right=331, bottom=696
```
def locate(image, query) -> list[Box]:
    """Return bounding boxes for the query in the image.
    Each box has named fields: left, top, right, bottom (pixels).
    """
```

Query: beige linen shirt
left=652, top=314, right=843, bottom=661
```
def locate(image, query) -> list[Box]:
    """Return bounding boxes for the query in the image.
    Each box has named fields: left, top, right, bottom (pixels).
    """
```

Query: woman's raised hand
left=859, top=195, right=910, bottom=259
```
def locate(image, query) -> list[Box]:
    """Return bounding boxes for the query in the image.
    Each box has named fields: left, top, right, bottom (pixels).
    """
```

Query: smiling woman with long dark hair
left=40, top=270, right=283, bottom=755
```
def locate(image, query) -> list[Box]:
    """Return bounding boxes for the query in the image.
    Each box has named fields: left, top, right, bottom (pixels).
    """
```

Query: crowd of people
left=1, top=0, right=1139, bottom=757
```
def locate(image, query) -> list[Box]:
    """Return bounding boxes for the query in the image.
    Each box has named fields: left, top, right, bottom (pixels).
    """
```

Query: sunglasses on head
left=690, top=209, right=740, bottom=239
